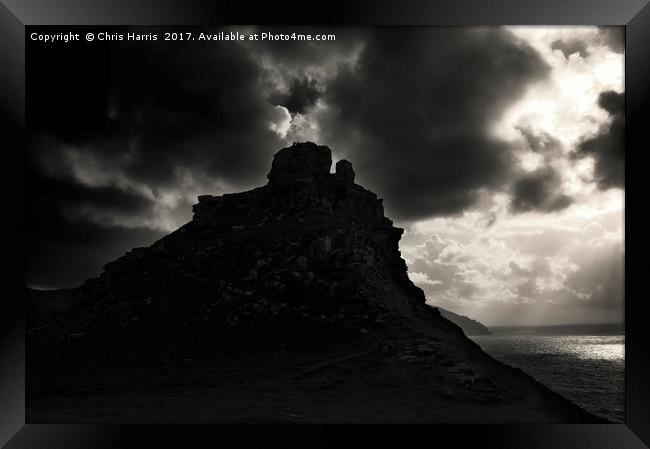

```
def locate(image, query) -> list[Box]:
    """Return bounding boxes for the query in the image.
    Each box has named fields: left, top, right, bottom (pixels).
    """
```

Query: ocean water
left=470, top=334, right=624, bottom=422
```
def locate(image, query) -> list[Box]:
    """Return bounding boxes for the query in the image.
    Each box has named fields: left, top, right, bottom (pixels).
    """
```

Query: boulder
left=335, top=159, right=355, bottom=183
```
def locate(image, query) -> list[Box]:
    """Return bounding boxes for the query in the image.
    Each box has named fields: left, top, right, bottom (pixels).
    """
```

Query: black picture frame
left=1, top=1, right=648, bottom=447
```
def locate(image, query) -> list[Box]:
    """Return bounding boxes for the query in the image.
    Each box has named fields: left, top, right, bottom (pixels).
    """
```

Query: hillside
left=437, top=307, right=492, bottom=336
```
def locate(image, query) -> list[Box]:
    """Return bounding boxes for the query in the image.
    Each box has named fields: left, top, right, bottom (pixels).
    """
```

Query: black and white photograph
left=24, top=25, right=625, bottom=424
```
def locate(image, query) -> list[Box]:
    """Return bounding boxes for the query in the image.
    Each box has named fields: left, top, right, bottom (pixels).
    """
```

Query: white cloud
left=402, top=197, right=623, bottom=325
left=409, top=271, right=443, bottom=286
left=268, top=105, right=292, bottom=138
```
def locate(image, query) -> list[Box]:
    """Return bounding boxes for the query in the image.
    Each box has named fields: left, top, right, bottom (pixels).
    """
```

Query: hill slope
left=437, top=307, right=492, bottom=336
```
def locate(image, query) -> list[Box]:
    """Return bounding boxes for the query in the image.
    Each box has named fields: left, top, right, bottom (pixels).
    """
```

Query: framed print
left=1, top=0, right=649, bottom=448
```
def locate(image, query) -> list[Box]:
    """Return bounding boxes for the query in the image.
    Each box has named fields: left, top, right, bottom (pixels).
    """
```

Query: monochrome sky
left=27, top=26, right=624, bottom=325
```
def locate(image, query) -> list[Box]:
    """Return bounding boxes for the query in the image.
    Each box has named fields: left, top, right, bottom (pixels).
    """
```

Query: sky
left=26, top=26, right=624, bottom=326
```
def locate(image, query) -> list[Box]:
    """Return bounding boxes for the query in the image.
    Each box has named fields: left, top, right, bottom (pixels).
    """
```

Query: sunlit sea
left=470, top=334, right=624, bottom=422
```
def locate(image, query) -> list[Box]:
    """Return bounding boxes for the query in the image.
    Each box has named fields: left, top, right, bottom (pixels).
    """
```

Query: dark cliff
left=27, top=142, right=600, bottom=423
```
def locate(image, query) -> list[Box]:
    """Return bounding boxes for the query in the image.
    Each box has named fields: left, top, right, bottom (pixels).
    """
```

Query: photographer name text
left=30, top=31, right=336, bottom=44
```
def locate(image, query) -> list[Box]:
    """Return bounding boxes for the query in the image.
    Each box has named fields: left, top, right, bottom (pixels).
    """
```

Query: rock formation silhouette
left=27, top=142, right=600, bottom=423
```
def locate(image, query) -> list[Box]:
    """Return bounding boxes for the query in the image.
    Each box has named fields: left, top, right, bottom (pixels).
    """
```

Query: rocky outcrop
left=26, top=288, right=74, bottom=328
left=335, top=159, right=355, bottom=183
left=34, top=142, right=421, bottom=342
left=28, top=142, right=600, bottom=423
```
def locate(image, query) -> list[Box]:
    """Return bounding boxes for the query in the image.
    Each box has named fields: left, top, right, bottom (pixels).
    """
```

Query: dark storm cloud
left=597, top=26, right=625, bottom=54
left=576, top=90, right=624, bottom=189
left=319, top=28, right=550, bottom=220
left=598, top=90, right=625, bottom=116
left=550, top=39, right=589, bottom=58
left=102, top=39, right=284, bottom=188
left=509, top=129, right=573, bottom=214
left=510, top=167, right=573, bottom=213
left=25, top=167, right=165, bottom=287
left=548, top=27, right=623, bottom=61
left=249, top=27, right=363, bottom=115
left=25, top=154, right=164, bottom=287
left=29, top=30, right=285, bottom=191
left=270, top=77, right=321, bottom=114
